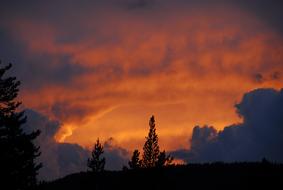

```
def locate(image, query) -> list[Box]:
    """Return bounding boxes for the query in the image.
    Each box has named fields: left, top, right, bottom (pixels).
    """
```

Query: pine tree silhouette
left=142, top=115, right=160, bottom=168
left=0, top=62, right=41, bottom=190
left=156, top=150, right=174, bottom=168
left=87, top=138, right=105, bottom=172
left=128, top=149, right=142, bottom=169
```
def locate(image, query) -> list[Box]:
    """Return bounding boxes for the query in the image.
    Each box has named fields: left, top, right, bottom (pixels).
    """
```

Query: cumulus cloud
left=103, top=138, right=130, bottom=170
left=23, top=109, right=89, bottom=180
left=236, top=0, right=283, bottom=33
left=172, top=88, right=283, bottom=163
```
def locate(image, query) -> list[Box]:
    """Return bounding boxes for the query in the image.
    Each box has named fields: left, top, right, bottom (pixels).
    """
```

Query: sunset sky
left=1, top=0, right=283, bottom=179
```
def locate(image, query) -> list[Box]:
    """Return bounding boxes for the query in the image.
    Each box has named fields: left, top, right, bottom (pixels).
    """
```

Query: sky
left=1, top=0, right=283, bottom=179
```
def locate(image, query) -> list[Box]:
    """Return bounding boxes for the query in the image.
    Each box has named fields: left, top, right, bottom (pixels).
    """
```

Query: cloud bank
left=24, top=87, right=283, bottom=180
left=172, top=88, right=283, bottom=162
left=24, top=109, right=128, bottom=180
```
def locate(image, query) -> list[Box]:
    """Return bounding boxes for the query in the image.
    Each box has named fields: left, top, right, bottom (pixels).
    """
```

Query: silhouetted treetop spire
left=87, top=138, right=106, bottom=172
left=0, top=62, right=21, bottom=115
left=142, top=115, right=160, bottom=168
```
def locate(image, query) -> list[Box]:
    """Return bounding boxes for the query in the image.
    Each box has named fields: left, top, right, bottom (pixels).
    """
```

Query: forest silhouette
left=38, top=162, right=283, bottom=190
left=1, top=62, right=283, bottom=190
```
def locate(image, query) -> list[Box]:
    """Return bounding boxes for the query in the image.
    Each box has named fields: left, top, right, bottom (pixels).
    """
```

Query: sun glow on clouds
left=55, top=123, right=75, bottom=143
left=2, top=1, right=283, bottom=151
left=55, top=106, right=118, bottom=143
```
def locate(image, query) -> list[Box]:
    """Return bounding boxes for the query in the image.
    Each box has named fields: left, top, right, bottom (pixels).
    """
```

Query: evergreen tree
left=142, top=115, right=160, bottom=168
left=87, top=138, right=105, bottom=172
left=128, top=149, right=142, bottom=169
left=0, top=62, right=41, bottom=190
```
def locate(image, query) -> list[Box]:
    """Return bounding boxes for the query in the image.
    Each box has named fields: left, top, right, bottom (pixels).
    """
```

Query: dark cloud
left=24, top=109, right=61, bottom=137
left=126, top=0, right=155, bottom=10
left=24, top=109, right=89, bottom=180
left=18, top=55, right=89, bottom=90
left=51, top=102, right=93, bottom=123
left=23, top=109, right=129, bottom=180
left=271, top=72, right=281, bottom=80
left=236, top=0, right=283, bottom=34
left=56, top=143, right=89, bottom=176
left=0, top=29, right=89, bottom=90
left=252, top=72, right=281, bottom=83
left=0, top=29, right=21, bottom=63
left=253, top=73, right=264, bottom=83
left=103, top=138, right=129, bottom=170
left=1, top=1, right=283, bottom=34
left=172, top=88, right=283, bottom=163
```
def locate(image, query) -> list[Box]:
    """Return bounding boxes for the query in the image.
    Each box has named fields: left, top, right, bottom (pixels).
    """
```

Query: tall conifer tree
left=0, top=62, right=41, bottom=189
left=87, top=138, right=105, bottom=172
left=142, top=115, right=160, bottom=168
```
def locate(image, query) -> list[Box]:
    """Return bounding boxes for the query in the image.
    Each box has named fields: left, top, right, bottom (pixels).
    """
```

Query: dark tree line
left=38, top=162, right=283, bottom=190
left=0, top=62, right=41, bottom=190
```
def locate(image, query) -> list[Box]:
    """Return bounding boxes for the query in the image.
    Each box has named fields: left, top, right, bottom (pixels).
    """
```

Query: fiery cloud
left=1, top=0, right=283, bottom=152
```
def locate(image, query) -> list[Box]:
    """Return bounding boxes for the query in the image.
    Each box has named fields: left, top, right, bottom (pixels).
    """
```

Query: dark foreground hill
left=38, top=162, right=283, bottom=190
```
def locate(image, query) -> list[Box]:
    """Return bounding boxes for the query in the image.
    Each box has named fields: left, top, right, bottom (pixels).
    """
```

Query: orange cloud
left=2, top=2, right=283, bottom=152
